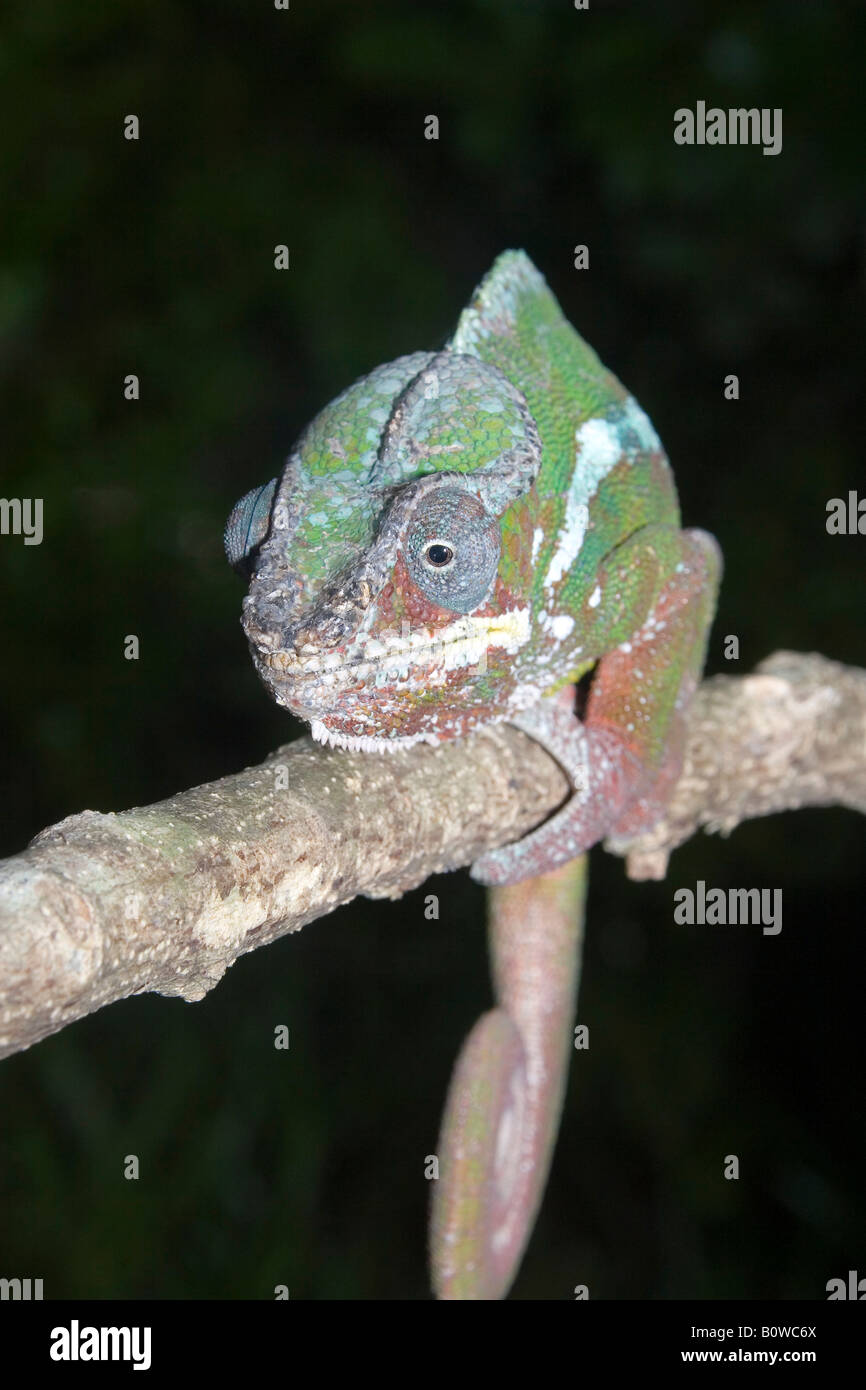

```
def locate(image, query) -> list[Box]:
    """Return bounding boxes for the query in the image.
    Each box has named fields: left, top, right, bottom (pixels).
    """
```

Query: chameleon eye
left=425, top=542, right=454, bottom=568
left=405, top=486, right=500, bottom=614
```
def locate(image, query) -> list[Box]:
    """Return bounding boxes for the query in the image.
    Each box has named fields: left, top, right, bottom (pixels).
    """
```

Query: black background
left=0, top=0, right=863, bottom=1299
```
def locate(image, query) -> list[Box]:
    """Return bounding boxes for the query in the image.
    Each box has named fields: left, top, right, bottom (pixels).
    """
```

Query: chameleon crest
left=227, top=251, right=720, bottom=883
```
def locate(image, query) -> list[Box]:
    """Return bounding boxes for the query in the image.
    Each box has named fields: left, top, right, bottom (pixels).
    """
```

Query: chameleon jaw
left=257, top=607, right=532, bottom=686
left=253, top=607, right=533, bottom=750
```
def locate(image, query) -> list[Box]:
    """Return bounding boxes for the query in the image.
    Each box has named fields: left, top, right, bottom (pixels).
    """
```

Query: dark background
left=0, top=0, right=863, bottom=1299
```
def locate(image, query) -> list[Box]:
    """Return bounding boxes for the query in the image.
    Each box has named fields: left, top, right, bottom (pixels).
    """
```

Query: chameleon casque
left=225, top=251, right=721, bottom=1297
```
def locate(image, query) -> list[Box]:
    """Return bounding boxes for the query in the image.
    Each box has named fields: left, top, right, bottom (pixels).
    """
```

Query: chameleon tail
left=429, top=855, right=588, bottom=1299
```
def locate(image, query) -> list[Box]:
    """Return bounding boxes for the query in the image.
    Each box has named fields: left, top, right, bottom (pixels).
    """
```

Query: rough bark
left=0, top=650, right=863, bottom=1060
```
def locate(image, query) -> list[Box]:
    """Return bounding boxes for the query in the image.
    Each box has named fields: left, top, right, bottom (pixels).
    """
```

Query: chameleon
left=225, top=250, right=721, bottom=1295
left=225, top=250, right=720, bottom=884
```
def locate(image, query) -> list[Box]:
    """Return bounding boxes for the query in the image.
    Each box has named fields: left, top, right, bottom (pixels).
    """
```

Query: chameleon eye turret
left=403, top=484, right=500, bottom=614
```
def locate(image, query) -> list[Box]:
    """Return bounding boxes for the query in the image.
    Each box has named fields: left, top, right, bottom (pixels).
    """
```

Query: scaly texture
left=430, top=856, right=587, bottom=1299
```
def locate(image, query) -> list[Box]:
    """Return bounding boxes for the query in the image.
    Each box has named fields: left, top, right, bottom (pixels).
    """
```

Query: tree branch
left=610, top=650, right=866, bottom=877
left=1, top=651, right=863, bottom=1060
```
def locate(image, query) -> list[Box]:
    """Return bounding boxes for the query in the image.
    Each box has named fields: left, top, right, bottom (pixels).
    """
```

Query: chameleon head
left=225, top=347, right=543, bottom=749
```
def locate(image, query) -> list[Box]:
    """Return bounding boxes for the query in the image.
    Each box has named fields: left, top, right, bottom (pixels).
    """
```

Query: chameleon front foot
left=471, top=690, right=647, bottom=886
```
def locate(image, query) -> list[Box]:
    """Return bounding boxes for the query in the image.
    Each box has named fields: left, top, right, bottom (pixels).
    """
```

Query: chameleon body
left=226, top=251, right=721, bottom=885
left=227, top=252, right=720, bottom=1298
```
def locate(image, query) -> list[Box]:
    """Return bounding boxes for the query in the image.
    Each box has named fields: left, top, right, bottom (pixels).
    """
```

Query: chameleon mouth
left=307, top=721, right=448, bottom=753
left=260, top=607, right=532, bottom=687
